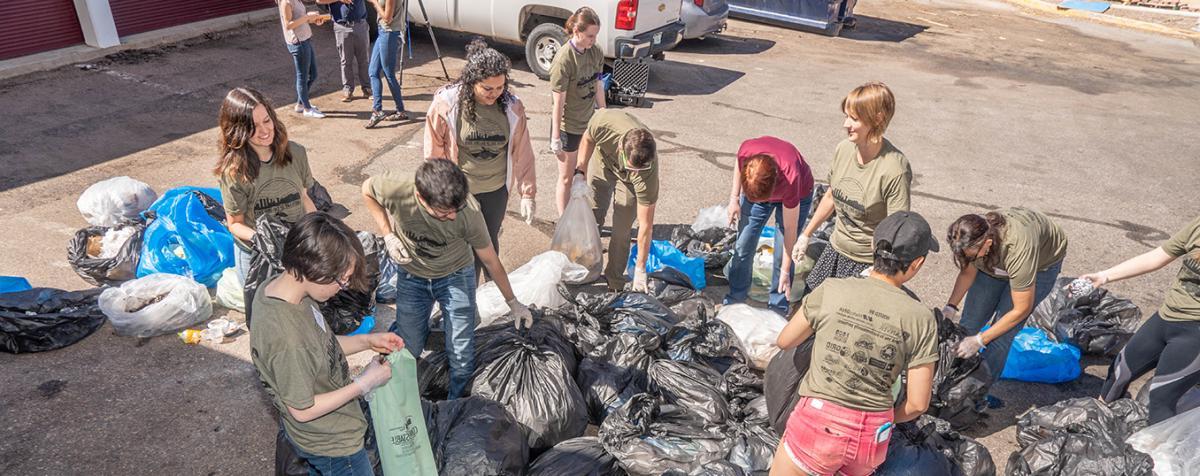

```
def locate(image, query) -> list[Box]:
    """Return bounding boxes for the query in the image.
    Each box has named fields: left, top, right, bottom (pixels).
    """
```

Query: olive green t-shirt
left=368, top=172, right=491, bottom=279
left=797, top=277, right=940, bottom=412
left=456, top=101, right=510, bottom=194
left=219, top=141, right=315, bottom=250
left=249, top=283, right=366, bottom=457
left=1160, top=216, right=1200, bottom=322
left=975, top=208, right=1069, bottom=291
left=549, top=42, right=603, bottom=135
left=586, top=109, right=659, bottom=205
left=827, top=139, right=912, bottom=264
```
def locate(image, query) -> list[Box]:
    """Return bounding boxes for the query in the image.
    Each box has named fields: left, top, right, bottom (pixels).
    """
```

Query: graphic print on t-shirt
left=1181, top=255, right=1200, bottom=299
left=831, top=177, right=868, bottom=229
left=254, top=176, right=304, bottom=220
left=816, top=304, right=905, bottom=394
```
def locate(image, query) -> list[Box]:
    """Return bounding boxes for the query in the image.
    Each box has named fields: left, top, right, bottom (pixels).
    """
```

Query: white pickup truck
left=406, top=0, right=685, bottom=80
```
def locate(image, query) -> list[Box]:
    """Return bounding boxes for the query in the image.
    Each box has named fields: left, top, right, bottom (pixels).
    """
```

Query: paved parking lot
left=2, top=0, right=1198, bottom=473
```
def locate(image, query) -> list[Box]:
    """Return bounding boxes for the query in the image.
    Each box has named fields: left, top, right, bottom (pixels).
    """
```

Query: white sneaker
left=303, top=107, right=325, bottom=119
left=294, top=104, right=304, bottom=114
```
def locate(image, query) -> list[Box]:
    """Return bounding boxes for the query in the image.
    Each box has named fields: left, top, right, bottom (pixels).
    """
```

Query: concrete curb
left=1001, top=0, right=1200, bottom=40
left=0, top=8, right=276, bottom=82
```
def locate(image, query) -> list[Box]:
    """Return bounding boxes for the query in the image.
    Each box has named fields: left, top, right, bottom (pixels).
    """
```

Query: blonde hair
left=841, top=81, right=895, bottom=143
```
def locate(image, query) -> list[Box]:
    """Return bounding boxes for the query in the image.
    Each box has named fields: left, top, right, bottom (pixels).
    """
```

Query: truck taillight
left=616, top=0, right=638, bottom=31
left=694, top=0, right=704, bottom=6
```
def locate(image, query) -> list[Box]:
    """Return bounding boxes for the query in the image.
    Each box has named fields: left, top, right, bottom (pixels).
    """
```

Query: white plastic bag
left=77, top=176, right=158, bottom=227
left=717, top=304, right=788, bottom=369
left=476, top=251, right=587, bottom=327
left=99, top=273, right=213, bottom=337
left=1126, top=407, right=1200, bottom=476
left=550, top=176, right=603, bottom=284
left=99, top=226, right=139, bottom=259
left=691, top=204, right=728, bottom=233
left=215, top=268, right=245, bottom=313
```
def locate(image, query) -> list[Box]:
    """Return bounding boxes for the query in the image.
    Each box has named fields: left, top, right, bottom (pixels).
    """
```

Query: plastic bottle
left=178, top=329, right=201, bottom=344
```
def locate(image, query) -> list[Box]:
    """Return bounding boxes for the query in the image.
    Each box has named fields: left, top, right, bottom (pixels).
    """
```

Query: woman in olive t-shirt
left=943, top=208, right=1068, bottom=391
left=214, top=87, right=317, bottom=281
left=796, top=82, right=911, bottom=294
left=1087, top=215, right=1200, bottom=425
left=549, top=7, right=605, bottom=215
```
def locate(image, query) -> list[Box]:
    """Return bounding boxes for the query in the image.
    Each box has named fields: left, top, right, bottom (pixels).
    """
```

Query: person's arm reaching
left=335, top=332, right=405, bottom=356
left=778, top=204, right=799, bottom=294
left=793, top=187, right=834, bottom=263
left=894, top=363, right=935, bottom=423
left=1080, top=247, right=1177, bottom=287
left=226, top=213, right=257, bottom=243
left=958, top=287, right=1033, bottom=357
left=574, top=131, right=594, bottom=175
left=727, top=161, right=742, bottom=227
left=631, top=203, right=656, bottom=291
left=777, top=305, right=814, bottom=349
left=942, top=265, right=978, bottom=320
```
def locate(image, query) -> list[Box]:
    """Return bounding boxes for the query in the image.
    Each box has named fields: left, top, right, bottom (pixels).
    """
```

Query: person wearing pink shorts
left=769, top=211, right=943, bottom=476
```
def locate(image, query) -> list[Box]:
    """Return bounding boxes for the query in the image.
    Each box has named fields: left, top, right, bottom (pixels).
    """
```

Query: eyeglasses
left=334, top=277, right=349, bottom=291
left=621, top=151, right=651, bottom=172
left=427, top=201, right=468, bottom=220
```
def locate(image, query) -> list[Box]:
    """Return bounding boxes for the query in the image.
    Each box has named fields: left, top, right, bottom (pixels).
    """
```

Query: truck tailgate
left=634, top=0, right=683, bottom=35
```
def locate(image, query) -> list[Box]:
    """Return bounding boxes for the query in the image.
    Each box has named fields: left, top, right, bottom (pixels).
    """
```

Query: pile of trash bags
left=68, top=177, right=157, bottom=287
left=875, top=415, right=996, bottom=476
left=1006, top=397, right=1152, bottom=476
left=0, top=287, right=107, bottom=353
left=670, top=204, right=737, bottom=271
left=1026, top=276, right=1141, bottom=356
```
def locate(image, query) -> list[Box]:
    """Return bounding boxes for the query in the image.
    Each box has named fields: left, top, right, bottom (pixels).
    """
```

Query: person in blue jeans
left=365, top=0, right=409, bottom=128
left=943, top=208, right=1069, bottom=405
left=723, top=136, right=814, bottom=315
left=361, top=159, right=532, bottom=398
left=278, top=0, right=327, bottom=118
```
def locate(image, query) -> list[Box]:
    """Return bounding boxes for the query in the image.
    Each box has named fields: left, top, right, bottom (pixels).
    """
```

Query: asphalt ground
left=1, top=0, right=1199, bottom=473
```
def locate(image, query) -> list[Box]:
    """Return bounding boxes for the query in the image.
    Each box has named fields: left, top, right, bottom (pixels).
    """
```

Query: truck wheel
left=525, top=22, right=567, bottom=80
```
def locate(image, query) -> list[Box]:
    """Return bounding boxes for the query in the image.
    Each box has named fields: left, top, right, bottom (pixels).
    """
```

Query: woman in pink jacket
left=424, top=38, right=537, bottom=278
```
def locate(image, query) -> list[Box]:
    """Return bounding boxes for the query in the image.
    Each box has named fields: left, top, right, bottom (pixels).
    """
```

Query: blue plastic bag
left=0, top=276, right=32, bottom=294
left=1001, top=327, right=1082, bottom=384
left=625, top=240, right=706, bottom=289
left=136, top=187, right=235, bottom=287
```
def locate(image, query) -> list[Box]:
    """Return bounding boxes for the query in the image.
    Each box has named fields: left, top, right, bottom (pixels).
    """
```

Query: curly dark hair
left=456, top=38, right=511, bottom=123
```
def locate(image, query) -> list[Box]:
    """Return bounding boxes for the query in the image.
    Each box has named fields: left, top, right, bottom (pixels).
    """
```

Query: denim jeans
left=368, top=29, right=405, bottom=113
left=287, top=39, right=318, bottom=109
left=723, top=195, right=812, bottom=315
left=959, top=259, right=1064, bottom=383
left=289, top=441, right=373, bottom=476
left=234, top=245, right=252, bottom=283
left=389, top=264, right=476, bottom=398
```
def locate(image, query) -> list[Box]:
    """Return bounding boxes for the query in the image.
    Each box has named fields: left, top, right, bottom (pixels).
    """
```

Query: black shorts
left=560, top=131, right=583, bottom=153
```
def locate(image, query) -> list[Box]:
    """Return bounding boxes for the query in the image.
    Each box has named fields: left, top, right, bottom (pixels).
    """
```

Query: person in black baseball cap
left=770, top=211, right=940, bottom=476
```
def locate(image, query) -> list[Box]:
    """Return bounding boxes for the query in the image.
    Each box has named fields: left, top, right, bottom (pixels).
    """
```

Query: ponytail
left=564, top=6, right=601, bottom=35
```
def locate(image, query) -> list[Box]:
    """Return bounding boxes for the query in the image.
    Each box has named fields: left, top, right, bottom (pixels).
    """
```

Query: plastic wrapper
left=1126, top=407, right=1200, bottom=476
left=551, top=176, right=603, bottom=284
left=99, top=273, right=213, bottom=337
left=0, top=287, right=106, bottom=353
left=77, top=176, right=157, bottom=227
left=214, top=268, right=244, bottom=313
left=716, top=304, right=787, bottom=370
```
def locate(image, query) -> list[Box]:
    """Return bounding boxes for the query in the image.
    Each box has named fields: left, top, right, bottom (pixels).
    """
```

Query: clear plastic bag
left=475, top=251, right=587, bottom=327
left=716, top=304, right=787, bottom=369
left=691, top=204, right=728, bottom=233
left=99, top=273, right=213, bottom=337
left=77, top=176, right=158, bottom=227
left=550, top=176, right=603, bottom=284
left=214, top=268, right=244, bottom=313
left=1126, top=407, right=1200, bottom=476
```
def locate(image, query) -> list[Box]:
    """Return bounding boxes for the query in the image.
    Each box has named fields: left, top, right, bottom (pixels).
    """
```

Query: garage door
left=0, top=0, right=85, bottom=61
left=109, top=0, right=274, bottom=37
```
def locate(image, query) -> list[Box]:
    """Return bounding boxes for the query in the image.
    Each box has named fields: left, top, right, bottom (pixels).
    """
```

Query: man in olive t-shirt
left=575, top=109, right=659, bottom=292
left=361, top=159, right=532, bottom=399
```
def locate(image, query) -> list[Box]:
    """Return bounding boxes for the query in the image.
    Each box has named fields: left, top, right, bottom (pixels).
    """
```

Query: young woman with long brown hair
left=214, top=87, right=317, bottom=281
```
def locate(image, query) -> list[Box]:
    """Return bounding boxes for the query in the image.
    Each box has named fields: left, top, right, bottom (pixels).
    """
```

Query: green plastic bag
left=369, top=351, right=437, bottom=476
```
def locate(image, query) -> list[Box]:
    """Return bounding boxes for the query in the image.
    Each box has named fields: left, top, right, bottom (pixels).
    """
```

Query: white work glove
left=791, top=234, right=810, bottom=264
left=859, top=266, right=873, bottom=277
left=955, top=335, right=986, bottom=358
left=508, top=299, right=533, bottom=330
left=352, top=355, right=392, bottom=401
left=631, top=268, right=648, bottom=293
left=520, top=198, right=535, bottom=225
left=941, top=305, right=960, bottom=321
left=383, top=233, right=412, bottom=265
left=549, top=137, right=563, bottom=155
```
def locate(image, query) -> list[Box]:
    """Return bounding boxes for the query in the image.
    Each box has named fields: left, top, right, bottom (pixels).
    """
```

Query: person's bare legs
left=555, top=149, right=579, bottom=216
left=769, top=442, right=812, bottom=476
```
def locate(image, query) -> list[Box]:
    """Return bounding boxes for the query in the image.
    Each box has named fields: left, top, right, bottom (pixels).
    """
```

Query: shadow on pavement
left=672, top=34, right=777, bottom=55
left=839, top=15, right=929, bottom=43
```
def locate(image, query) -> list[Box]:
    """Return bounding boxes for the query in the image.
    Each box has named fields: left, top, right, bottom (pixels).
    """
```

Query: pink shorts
left=782, top=397, right=894, bottom=476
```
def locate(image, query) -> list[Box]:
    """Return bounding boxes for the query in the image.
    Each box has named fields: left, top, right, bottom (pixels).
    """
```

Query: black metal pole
left=412, top=0, right=450, bottom=80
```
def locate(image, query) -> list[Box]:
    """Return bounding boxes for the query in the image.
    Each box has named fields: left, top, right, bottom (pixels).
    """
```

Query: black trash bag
left=599, top=393, right=734, bottom=475
left=764, top=339, right=814, bottom=436
left=664, top=306, right=740, bottom=370
left=318, top=231, right=381, bottom=335
left=1135, top=381, right=1200, bottom=415
left=0, top=288, right=106, bottom=354
left=727, top=396, right=777, bottom=474
left=422, top=396, right=530, bottom=476
left=929, top=309, right=993, bottom=430
left=308, top=180, right=335, bottom=212
left=470, top=318, right=588, bottom=450
left=662, top=460, right=747, bottom=476
left=568, top=289, right=680, bottom=336
left=67, top=223, right=145, bottom=286
left=1014, top=397, right=1148, bottom=448
left=416, top=329, right=450, bottom=401
left=528, top=436, right=627, bottom=476
left=646, top=267, right=702, bottom=305
left=877, top=415, right=995, bottom=476
left=669, top=296, right=716, bottom=325
left=1026, top=276, right=1141, bottom=356
left=243, top=215, right=289, bottom=325
left=874, top=422, right=962, bottom=476
left=722, top=360, right=765, bottom=416
left=592, top=330, right=663, bottom=384
left=549, top=291, right=609, bottom=359
left=274, top=423, right=308, bottom=476
left=647, top=359, right=731, bottom=425
left=671, top=225, right=737, bottom=270
left=577, top=357, right=642, bottom=425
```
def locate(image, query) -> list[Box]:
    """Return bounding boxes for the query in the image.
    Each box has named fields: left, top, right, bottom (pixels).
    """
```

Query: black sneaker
left=365, top=111, right=386, bottom=129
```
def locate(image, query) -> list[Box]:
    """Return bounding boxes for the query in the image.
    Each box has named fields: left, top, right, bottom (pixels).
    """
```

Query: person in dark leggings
left=422, top=39, right=537, bottom=280
left=1089, top=215, right=1200, bottom=425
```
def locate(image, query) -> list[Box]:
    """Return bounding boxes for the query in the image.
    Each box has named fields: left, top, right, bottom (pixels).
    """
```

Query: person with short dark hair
left=723, top=137, right=815, bottom=315
left=575, top=109, right=659, bottom=291
left=770, top=211, right=940, bottom=476
left=360, top=159, right=532, bottom=399
left=250, top=212, right=406, bottom=476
